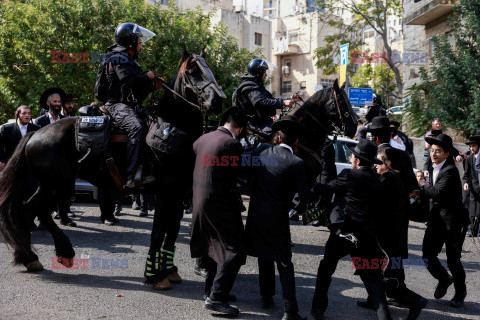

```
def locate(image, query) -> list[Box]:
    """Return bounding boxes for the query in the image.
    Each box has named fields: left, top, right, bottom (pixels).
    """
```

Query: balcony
left=405, top=0, right=457, bottom=26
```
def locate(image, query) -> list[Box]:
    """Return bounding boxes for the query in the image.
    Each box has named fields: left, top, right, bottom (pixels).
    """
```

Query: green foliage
left=405, top=0, right=480, bottom=138
left=0, top=0, right=259, bottom=123
left=351, top=64, right=397, bottom=107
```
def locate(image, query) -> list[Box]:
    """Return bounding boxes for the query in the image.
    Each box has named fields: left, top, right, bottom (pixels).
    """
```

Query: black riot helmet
left=372, top=93, right=382, bottom=105
left=113, top=23, right=156, bottom=51
left=247, top=59, right=270, bottom=77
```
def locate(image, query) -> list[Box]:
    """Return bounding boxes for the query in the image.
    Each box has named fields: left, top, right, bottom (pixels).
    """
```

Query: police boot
left=162, top=247, right=182, bottom=283
left=145, top=250, right=171, bottom=290
left=302, top=207, right=324, bottom=226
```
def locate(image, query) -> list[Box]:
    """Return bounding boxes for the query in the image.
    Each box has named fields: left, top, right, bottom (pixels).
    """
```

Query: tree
left=405, top=0, right=480, bottom=138
left=0, top=0, right=259, bottom=123
left=351, top=63, right=397, bottom=107
left=314, top=0, right=403, bottom=98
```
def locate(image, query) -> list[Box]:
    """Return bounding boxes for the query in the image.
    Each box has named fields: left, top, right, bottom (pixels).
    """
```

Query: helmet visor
left=133, top=25, right=156, bottom=44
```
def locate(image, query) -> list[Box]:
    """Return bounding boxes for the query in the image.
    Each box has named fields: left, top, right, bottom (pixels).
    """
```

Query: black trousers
left=383, top=261, right=423, bottom=307
left=312, top=232, right=392, bottom=320
left=105, top=102, right=145, bottom=174
left=422, top=223, right=467, bottom=294
left=205, top=255, right=243, bottom=302
left=258, top=257, right=298, bottom=314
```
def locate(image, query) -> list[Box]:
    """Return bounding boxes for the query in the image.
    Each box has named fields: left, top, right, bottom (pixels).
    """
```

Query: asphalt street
left=0, top=199, right=479, bottom=320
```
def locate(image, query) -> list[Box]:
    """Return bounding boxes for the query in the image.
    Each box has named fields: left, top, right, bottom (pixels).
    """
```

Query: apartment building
left=403, top=0, right=458, bottom=91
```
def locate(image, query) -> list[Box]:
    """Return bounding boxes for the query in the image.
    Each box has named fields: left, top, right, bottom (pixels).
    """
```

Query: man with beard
left=62, top=93, right=77, bottom=117
left=232, top=59, right=301, bottom=141
left=34, top=87, right=66, bottom=127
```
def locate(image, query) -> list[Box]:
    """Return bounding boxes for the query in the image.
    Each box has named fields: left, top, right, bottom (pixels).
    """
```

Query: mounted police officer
left=97, top=22, right=163, bottom=188
left=232, top=59, right=301, bottom=141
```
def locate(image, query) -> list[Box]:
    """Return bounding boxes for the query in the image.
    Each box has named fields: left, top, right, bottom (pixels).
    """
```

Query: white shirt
left=432, top=159, right=446, bottom=185
left=48, top=112, right=60, bottom=124
left=18, top=124, right=28, bottom=137
left=390, top=136, right=406, bottom=151
left=279, top=143, right=293, bottom=154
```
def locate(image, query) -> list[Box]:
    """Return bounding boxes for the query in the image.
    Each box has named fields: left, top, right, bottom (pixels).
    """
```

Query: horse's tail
left=0, top=132, right=34, bottom=264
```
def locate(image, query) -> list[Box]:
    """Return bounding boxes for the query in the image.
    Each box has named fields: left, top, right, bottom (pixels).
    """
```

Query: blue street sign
left=340, top=44, right=349, bottom=66
left=348, top=87, right=373, bottom=105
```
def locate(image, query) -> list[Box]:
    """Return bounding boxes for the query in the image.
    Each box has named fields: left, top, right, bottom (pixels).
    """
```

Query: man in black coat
left=0, top=106, right=40, bottom=169
left=419, top=134, right=469, bottom=308
left=463, top=131, right=480, bottom=237
left=390, top=120, right=416, bottom=168
left=34, top=87, right=66, bottom=128
left=190, top=107, right=248, bottom=316
left=311, top=139, right=393, bottom=320
left=232, top=58, right=300, bottom=139
left=244, top=115, right=313, bottom=320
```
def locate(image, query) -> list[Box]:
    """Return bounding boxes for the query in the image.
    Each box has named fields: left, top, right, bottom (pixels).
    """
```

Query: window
left=282, top=81, right=292, bottom=93
left=300, top=81, right=307, bottom=89
left=289, top=31, right=299, bottom=43
left=284, top=59, right=291, bottom=68
left=321, top=78, right=335, bottom=87
left=254, top=33, right=262, bottom=46
left=160, top=0, right=169, bottom=4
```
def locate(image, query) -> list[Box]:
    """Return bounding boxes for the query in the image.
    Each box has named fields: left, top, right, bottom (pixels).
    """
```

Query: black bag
left=75, top=116, right=111, bottom=155
left=94, top=62, right=109, bottom=103
left=146, top=117, right=190, bottom=164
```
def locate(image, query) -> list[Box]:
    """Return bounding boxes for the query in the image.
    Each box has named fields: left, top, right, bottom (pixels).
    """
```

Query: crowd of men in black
left=0, top=23, right=476, bottom=320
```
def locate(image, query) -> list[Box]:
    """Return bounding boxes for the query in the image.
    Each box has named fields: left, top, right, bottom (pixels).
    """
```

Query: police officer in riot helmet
left=100, top=22, right=163, bottom=188
left=232, top=58, right=302, bottom=141
left=365, top=93, right=387, bottom=123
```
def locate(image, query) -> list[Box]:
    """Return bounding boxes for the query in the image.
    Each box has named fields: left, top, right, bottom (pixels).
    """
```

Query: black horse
left=0, top=48, right=224, bottom=272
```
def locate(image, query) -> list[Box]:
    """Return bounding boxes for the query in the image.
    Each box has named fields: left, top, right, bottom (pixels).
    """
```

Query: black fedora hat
left=40, top=87, right=66, bottom=111
left=366, top=116, right=394, bottom=134
left=64, top=93, right=77, bottom=103
left=429, top=129, right=442, bottom=137
left=390, top=120, right=401, bottom=129
left=425, top=133, right=453, bottom=153
left=219, top=106, right=248, bottom=127
left=271, top=115, right=305, bottom=137
left=466, top=130, right=480, bottom=145
left=348, top=139, right=383, bottom=165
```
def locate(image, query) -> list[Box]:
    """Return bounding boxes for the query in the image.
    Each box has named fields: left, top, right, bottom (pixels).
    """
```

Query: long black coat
left=245, top=144, right=313, bottom=262
left=423, top=157, right=470, bottom=230
left=0, top=122, right=40, bottom=163
left=378, top=143, right=418, bottom=194
left=463, top=154, right=480, bottom=206
left=377, top=171, right=409, bottom=258
left=34, top=113, right=65, bottom=128
left=190, top=127, right=245, bottom=264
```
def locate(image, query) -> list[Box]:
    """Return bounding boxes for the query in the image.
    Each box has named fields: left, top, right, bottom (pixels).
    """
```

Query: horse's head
left=294, top=79, right=358, bottom=138
left=174, top=47, right=225, bottom=115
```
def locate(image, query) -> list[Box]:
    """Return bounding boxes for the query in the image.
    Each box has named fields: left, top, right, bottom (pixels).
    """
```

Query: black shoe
left=139, top=210, right=148, bottom=217
left=261, top=296, right=274, bottom=309
left=114, top=204, right=122, bottom=216
left=52, top=211, right=60, bottom=220
left=450, top=291, right=466, bottom=308
left=282, top=312, right=307, bottom=320
left=406, top=297, right=428, bottom=320
left=204, top=297, right=239, bottom=316
left=387, top=297, right=407, bottom=308
left=357, top=299, right=375, bottom=310
left=194, top=266, right=208, bottom=278
left=434, top=276, right=453, bottom=299
left=103, top=217, right=119, bottom=226
left=311, top=308, right=325, bottom=320
left=203, top=294, right=237, bottom=302
left=67, top=211, right=76, bottom=218
left=60, top=218, right=76, bottom=227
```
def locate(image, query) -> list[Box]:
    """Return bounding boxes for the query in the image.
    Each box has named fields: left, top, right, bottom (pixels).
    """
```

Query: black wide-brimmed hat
left=348, top=139, right=383, bottom=165
left=64, top=93, right=77, bottom=103
left=425, top=133, right=454, bottom=153
left=40, top=87, right=66, bottom=111
left=271, top=115, right=305, bottom=137
left=219, top=106, right=248, bottom=128
left=429, top=129, right=442, bottom=137
left=366, top=116, right=394, bottom=134
left=466, top=130, right=480, bottom=145
left=390, top=120, right=401, bottom=129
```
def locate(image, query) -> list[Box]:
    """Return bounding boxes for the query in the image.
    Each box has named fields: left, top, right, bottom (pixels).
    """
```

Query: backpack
left=75, top=116, right=111, bottom=155
left=94, top=53, right=124, bottom=103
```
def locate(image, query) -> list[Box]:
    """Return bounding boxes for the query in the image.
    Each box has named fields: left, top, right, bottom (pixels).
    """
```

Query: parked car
left=387, top=105, right=405, bottom=115
left=352, top=106, right=367, bottom=118
left=330, top=135, right=358, bottom=174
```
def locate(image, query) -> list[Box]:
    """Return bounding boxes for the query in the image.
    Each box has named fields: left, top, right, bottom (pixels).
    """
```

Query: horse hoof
left=26, top=260, right=44, bottom=272
left=153, top=278, right=171, bottom=290
left=167, top=271, right=182, bottom=284
left=58, top=256, right=74, bottom=268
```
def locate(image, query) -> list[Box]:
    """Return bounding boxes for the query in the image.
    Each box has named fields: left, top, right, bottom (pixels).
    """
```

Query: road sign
left=340, top=44, right=349, bottom=66
left=348, top=87, right=373, bottom=106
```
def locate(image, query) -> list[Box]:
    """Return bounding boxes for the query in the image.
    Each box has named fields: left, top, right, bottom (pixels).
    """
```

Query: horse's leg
left=13, top=205, right=41, bottom=271
left=35, top=187, right=75, bottom=268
